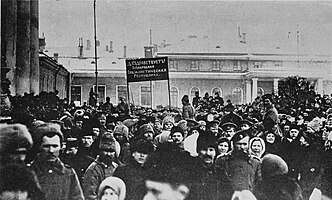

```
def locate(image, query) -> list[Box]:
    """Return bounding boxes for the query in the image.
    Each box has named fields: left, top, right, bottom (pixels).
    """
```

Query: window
left=117, top=85, right=128, bottom=104
left=232, top=87, right=243, bottom=104
left=257, top=87, right=264, bottom=97
left=191, top=60, right=199, bottom=71
left=212, top=60, right=220, bottom=71
left=254, top=62, right=262, bottom=68
left=211, top=87, right=222, bottom=97
left=233, top=61, right=242, bottom=71
left=141, top=86, right=151, bottom=107
left=71, top=85, right=82, bottom=106
left=93, top=85, right=106, bottom=103
left=275, top=61, right=282, bottom=67
left=190, top=87, right=200, bottom=102
left=170, top=87, right=179, bottom=108
left=169, top=60, right=178, bottom=70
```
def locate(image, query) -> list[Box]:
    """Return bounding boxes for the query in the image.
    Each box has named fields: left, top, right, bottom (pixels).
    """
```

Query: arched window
left=170, top=87, right=179, bottom=108
left=190, top=87, right=200, bottom=103
left=232, top=87, right=243, bottom=104
left=257, top=87, right=264, bottom=97
left=211, top=87, right=222, bottom=97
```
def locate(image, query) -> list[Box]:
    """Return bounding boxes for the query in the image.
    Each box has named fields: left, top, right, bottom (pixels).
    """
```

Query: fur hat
left=176, top=120, right=187, bottom=133
left=34, top=123, right=64, bottom=148
left=0, top=123, right=33, bottom=155
left=139, top=124, right=155, bottom=135
left=162, top=115, right=175, bottom=126
left=98, top=177, right=126, bottom=200
left=131, top=139, right=154, bottom=154
left=170, top=126, right=185, bottom=137
left=99, top=132, right=116, bottom=152
left=196, top=135, right=217, bottom=153
left=113, top=124, right=129, bottom=139
left=261, top=154, right=288, bottom=180
left=122, top=118, right=139, bottom=128
left=231, top=129, right=250, bottom=143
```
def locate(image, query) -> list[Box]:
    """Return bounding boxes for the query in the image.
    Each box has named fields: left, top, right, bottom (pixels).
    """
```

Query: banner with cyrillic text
left=126, top=57, right=169, bottom=82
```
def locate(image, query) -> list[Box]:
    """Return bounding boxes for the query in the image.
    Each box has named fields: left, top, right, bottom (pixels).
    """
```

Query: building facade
left=63, top=36, right=331, bottom=108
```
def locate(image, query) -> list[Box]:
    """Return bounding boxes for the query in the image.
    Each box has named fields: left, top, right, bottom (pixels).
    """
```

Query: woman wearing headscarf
left=249, top=137, right=266, bottom=160
left=97, top=177, right=126, bottom=200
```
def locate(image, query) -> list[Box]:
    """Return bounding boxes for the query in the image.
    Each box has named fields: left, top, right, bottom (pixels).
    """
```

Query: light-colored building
left=49, top=36, right=331, bottom=108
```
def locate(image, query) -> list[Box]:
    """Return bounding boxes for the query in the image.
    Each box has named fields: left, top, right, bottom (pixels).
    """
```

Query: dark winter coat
left=216, top=152, right=261, bottom=192
left=113, top=158, right=148, bottom=200
left=30, top=156, right=84, bottom=200
left=82, top=155, right=119, bottom=200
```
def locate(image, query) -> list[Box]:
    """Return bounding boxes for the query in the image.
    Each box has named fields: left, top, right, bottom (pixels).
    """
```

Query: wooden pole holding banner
left=127, top=81, right=131, bottom=114
left=150, top=81, right=153, bottom=109
left=167, top=78, right=171, bottom=111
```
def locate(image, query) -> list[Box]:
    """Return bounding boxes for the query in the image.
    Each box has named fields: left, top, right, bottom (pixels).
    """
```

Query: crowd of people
left=1, top=90, right=332, bottom=200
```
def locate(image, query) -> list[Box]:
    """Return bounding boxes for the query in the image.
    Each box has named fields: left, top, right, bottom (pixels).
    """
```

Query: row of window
left=71, top=85, right=265, bottom=107
left=169, top=60, right=283, bottom=71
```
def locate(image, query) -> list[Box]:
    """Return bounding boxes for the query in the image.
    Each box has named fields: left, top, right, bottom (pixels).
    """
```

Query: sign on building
left=126, top=57, right=169, bottom=82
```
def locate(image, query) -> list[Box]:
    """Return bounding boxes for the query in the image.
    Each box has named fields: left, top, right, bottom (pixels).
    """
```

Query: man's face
left=40, top=135, right=61, bottom=162
left=99, top=116, right=106, bottom=126
left=132, top=151, right=148, bottom=165
left=284, top=125, right=290, bottom=133
left=82, top=136, right=94, bottom=147
left=218, top=142, right=229, bottom=154
left=290, top=129, right=299, bottom=140
left=171, top=132, right=184, bottom=145
left=154, top=121, right=162, bottom=131
left=199, top=147, right=216, bottom=166
left=75, top=120, right=83, bottom=129
left=234, top=136, right=249, bottom=153
left=266, top=133, right=276, bottom=144
left=251, top=140, right=263, bottom=154
left=164, top=122, right=173, bottom=131
left=224, top=129, right=236, bottom=141
left=144, top=132, right=154, bottom=141
left=114, top=133, right=124, bottom=143
left=263, top=98, right=272, bottom=107
left=92, top=128, right=100, bottom=137
left=144, top=180, right=189, bottom=200
left=210, top=126, right=219, bottom=134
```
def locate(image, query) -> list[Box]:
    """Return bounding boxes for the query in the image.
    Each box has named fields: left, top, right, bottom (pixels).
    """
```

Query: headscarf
left=98, top=177, right=126, bottom=200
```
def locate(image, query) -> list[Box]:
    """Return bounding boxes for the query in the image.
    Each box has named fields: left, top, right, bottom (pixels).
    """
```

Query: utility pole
left=93, top=0, right=98, bottom=103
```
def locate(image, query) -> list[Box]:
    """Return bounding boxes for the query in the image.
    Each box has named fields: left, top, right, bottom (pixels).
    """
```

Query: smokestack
left=110, top=41, right=113, bottom=53
left=149, top=29, right=152, bottom=45
left=123, top=46, right=127, bottom=58
left=54, top=53, right=59, bottom=62
left=86, top=40, right=91, bottom=50
left=78, top=38, right=84, bottom=58
left=106, top=46, right=109, bottom=52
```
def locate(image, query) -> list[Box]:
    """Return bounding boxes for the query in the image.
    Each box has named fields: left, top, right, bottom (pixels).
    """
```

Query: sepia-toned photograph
left=1, top=0, right=332, bottom=199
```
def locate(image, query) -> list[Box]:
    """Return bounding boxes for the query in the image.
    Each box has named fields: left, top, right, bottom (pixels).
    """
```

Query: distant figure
left=89, top=88, right=97, bottom=107
left=181, top=95, right=195, bottom=120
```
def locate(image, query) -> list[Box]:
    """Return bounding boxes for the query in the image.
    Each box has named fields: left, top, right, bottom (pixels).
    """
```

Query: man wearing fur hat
left=217, top=130, right=261, bottom=192
left=113, top=124, right=131, bottom=164
left=0, top=123, right=33, bottom=166
left=114, top=139, right=154, bottom=200
left=83, top=132, right=121, bottom=200
left=169, top=126, right=186, bottom=150
left=181, top=95, right=195, bottom=120
left=30, top=122, right=84, bottom=200
left=194, top=135, right=233, bottom=200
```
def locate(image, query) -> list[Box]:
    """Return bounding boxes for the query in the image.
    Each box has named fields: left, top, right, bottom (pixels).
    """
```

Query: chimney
left=54, top=53, right=59, bottom=62
left=144, top=46, right=153, bottom=58
left=39, top=38, right=46, bottom=52
left=106, top=45, right=109, bottom=52
left=109, top=41, right=113, bottom=53
left=86, top=40, right=91, bottom=50
left=78, top=38, right=84, bottom=58
left=123, top=46, right=127, bottom=58
left=149, top=29, right=152, bottom=45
